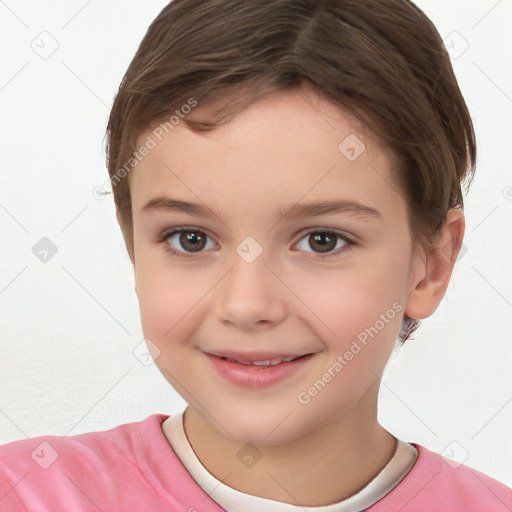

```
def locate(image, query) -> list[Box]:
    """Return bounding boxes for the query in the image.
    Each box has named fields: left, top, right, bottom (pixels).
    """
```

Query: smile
left=204, top=352, right=315, bottom=388
left=216, top=354, right=307, bottom=366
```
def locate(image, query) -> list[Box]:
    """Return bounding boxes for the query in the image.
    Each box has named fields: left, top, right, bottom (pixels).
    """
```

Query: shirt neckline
left=161, top=410, right=419, bottom=512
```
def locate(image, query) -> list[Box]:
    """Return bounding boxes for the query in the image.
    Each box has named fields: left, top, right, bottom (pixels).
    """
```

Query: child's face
left=128, top=87, right=424, bottom=445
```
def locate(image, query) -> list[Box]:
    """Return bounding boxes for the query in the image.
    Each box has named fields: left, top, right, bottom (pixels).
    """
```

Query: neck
left=181, top=385, right=397, bottom=507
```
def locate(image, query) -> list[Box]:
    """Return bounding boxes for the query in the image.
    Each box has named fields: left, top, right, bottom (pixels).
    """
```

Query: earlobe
left=404, top=209, right=465, bottom=320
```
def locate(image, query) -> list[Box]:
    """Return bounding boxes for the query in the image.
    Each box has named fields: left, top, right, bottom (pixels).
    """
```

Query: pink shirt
left=1, top=413, right=511, bottom=511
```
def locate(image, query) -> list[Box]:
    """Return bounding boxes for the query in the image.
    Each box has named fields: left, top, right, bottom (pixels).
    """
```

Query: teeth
left=252, top=360, right=274, bottom=366
left=221, top=355, right=301, bottom=366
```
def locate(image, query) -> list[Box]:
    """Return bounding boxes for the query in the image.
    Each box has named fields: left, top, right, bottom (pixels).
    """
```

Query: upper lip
left=203, top=350, right=313, bottom=363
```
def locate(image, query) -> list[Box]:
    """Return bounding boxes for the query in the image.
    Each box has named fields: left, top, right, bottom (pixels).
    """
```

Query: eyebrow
left=141, top=196, right=381, bottom=221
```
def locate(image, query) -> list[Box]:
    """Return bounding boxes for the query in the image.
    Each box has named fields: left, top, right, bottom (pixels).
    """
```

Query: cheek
left=134, top=257, right=211, bottom=345
left=291, top=265, right=405, bottom=418
left=292, top=257, right=407, bottom=342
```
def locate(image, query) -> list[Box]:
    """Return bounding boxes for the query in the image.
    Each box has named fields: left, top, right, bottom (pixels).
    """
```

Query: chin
left=211, top=404, right=312, bottom=447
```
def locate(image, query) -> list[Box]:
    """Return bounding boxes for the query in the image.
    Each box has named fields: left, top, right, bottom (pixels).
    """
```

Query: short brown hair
left=106, top=0, right=476, bottom=342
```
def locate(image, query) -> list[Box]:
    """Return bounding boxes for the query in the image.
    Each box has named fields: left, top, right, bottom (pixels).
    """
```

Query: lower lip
left=205, top=353, right=314, bottom=389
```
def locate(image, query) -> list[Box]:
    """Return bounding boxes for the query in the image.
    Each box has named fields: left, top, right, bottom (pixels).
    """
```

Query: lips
left=205, top=351, right=316, bottom=388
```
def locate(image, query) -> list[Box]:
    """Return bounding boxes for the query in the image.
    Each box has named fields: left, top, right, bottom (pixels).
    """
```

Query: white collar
left=162, top=411, right=418, bottom=511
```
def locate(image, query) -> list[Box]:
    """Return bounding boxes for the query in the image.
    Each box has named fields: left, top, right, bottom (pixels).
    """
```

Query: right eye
left=161, top=228, right=217, bottom=258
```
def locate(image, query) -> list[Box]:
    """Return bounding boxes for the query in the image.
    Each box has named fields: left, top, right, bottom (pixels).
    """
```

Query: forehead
left=129, top=88, right=405, bottom=224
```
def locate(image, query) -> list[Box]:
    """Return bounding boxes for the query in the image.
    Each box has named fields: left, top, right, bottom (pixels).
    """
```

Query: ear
left=404, top=209, right=465, bottom=320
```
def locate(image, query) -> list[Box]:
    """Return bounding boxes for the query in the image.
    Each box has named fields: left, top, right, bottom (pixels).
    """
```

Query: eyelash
left=157, top=227, right=356, bottom=260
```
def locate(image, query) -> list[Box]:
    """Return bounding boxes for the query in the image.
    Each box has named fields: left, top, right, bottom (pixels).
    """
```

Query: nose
left=213, top=251, right=288, bottom=331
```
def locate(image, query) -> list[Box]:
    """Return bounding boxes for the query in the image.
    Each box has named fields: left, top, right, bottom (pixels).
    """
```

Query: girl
left=1, top=1, right=511, bottom=510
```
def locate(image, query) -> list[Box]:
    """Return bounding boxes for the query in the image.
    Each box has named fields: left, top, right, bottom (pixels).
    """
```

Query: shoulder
left=0, top=413, right=164, bottom=467
left=0, top=414, right=171, bottom=511
left=370, top=443, right=512, bottom=511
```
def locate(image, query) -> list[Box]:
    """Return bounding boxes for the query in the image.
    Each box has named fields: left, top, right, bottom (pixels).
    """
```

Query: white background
left=1, top=0, right=511, bottom=487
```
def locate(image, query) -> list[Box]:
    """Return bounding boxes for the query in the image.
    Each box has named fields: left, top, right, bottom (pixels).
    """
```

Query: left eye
left=294, top=230, right=350, bottom=255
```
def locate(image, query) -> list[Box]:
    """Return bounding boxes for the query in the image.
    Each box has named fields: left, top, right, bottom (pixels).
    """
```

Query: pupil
left=310, top=232, right=336, bottom=253
left=180, top=231, right=206, bottom=252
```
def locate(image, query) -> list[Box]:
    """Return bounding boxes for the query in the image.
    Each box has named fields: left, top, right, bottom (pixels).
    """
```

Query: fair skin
left=118, top=87, right=464, bottom=506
